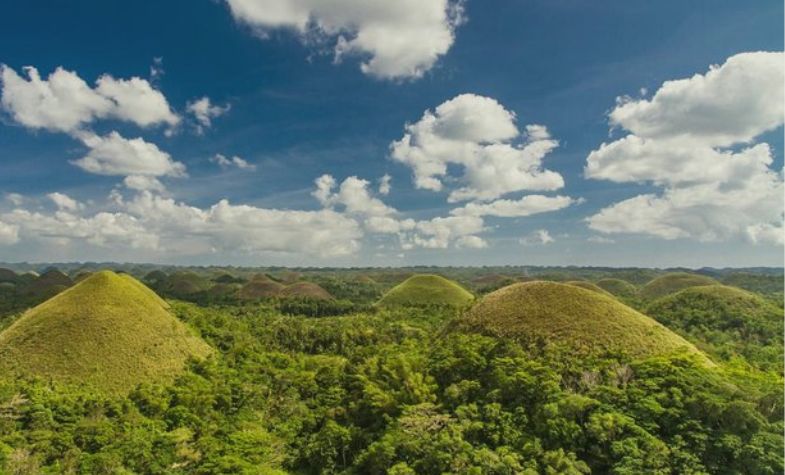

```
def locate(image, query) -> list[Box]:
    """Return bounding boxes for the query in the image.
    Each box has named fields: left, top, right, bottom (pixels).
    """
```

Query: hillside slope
left=454, top=281, right=709, bottom=362
left=377, top=274, right=474, bottom=307
left=0, top=271, right=211, bottom=394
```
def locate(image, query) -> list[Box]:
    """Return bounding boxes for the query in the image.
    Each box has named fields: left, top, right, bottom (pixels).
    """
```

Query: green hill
left=595, top=278, right=638, bottom=298
left=377, top=274, right=474, bottom=307
left=646, top=285, right=783, bottom=370
left=565, top=280, right=614, bottom=297
left=19, top=268, right=73, bottom=298
left=639, top=272, right=718, bottom=300
left=0, top=271, right=211, bottom=394
left=0, top=268, right=17, bottom=284
left=453, top=281, right=709, bottom=361
left=159, top=271, right=212, bottom=297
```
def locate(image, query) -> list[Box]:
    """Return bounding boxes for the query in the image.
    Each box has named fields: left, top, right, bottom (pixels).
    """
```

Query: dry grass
left=377, top=274, right=474, bottom=307
left=640, top=273, right=718, bottom=300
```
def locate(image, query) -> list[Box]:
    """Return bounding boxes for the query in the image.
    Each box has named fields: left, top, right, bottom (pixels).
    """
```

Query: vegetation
left=595, top=278, right=637, bottom=298
left=639, top=272, right=718, bottom=300
left=0, top=265, right=780, bottom=473
left=454, top=281, right=708, bottom=362
left=377, top=274, right=474, bottom=308
left=0, top=271, right=211, bottom=394
left=647, top=285, right=784, bottom=372
left=564, top=280, right=614, bottom=297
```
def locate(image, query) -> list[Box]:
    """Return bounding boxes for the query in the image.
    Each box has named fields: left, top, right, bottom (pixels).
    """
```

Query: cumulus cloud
left=585, top=51, right=785, bottom=245
left=210, top=153, right=256, bottom=170
left=451, top=194, right=576, bottom=218
left=520, top=229, right=554, bottom=246
left=0, top=220, right=19, bottom=245
left=313, top=174, right=396, bottom=219
left=378, top=174, right=392, bottom=195
left=123, top=175, right=167, bottom=193
left=47, top=192, right=82, bottom=212
left=0, top=65, right=179, bottom=133
left=225, top=0, right=465, bottom=80
left=73, top=131, right=186, bottom=177
left=1, top=190, right=364, bottom=258
left=391, top=94, right=564, bottom=202
left=187, top=97, right=230, bottom=133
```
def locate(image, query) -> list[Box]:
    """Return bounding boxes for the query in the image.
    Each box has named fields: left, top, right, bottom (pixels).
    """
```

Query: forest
left=0, top=265, right=782, bottom=474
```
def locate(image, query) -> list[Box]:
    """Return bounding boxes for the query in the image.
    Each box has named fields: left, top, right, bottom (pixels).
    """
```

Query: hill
left=595, top=278, right=638, bottom=298
left=19, top=268, right=73, bottom=298
left=639, top=272, right=718, bottom=300
left=453, top=281, right=708, bottom=361
left=238, top=275, right=285, bottom=300
left=0, top=271, right=211, bottom=394
left=377, top=274, right=474, bottom=307
left=0, top=268, right=17, bottom=284
left=280, top=282, right=333, bottom=300
left=565, top=280, right=614, bottom=297
left=646, top=285, right=783, bottom=370
left=159, top=271, right=212, bottom=297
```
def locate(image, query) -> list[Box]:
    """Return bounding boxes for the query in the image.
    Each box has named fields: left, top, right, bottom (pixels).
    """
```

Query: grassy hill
left=453, top=281, right=709, bottom=361
left=595, top=278, right=638, bottom=298
left=377, top=274, right=474, bottom=307
left=565, top=280, right=614, bottom=297
left=639, top=272, right=718, bottom=300
left=280, top=282, right=333, bottom=300
left=0, top=271, right=211, bottom=394
left=238, top=275, right=285, bottom=300
left=159, top=271, right=212, bottom=297
left=646, top=285, right=783, bottom=370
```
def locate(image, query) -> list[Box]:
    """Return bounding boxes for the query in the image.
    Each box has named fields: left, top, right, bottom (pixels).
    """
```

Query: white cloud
left=378, top=173, right=392, bottom=195
left=73, top=131, right=186, bottom=177
left=585, top=51, right=785, bottom=245
left=391, top=94, right=564, bottom=202
left=47, top=192, right=82, bottom=212
left=587, top=235, right=615, bottom=244
left=0, top=220, right=19, bottom=245
left=1, top=190, right=364, bottom=258
left=313, top=174, right=396, bottom=219
left=455, top=235, right=488, bottom=249
left=5, top=193, right=24, bottom=206
left=225, top=0, right=465, bottom=80
left=123, top=175, right=167, bottom=193
left=0, top=65, right=179, bottom=134
left=608, top=52, right=784, bottom=147
left=520, top=229, right=554, bottom=246
left=210, top=153, right=256, bottom=170
left=403, top=215, right=485, bottom=249
left=187, top=97, right=230, bottom=133
left=451, top=194, right=575, bottom=218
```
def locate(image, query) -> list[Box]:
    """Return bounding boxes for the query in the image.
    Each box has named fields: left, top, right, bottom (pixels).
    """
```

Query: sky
left=0, top=0, right=782, bottom=268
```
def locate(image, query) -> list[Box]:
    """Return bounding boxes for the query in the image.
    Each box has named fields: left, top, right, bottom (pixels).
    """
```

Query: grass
left=0, top=270, right=211, bottom=394
left=160, top=271, right=212, bottom=296
left=639, top=272, right=718, bottom=300
left=376, top=274, right=474, bottom=307
left=565, top=280, right=614, bottom=297
left=454, top=281, right=710, bottom=362
left=238, top=279, right=285, bottom=299
left=595, top=278, right=638, bottom=298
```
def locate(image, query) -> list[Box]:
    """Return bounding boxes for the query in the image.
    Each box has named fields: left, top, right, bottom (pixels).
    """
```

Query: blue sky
left=0, top=0, right=782, bottom=267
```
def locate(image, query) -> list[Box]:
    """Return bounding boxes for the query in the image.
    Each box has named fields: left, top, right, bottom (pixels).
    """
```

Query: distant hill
left=0, top=271, right=211, bottom=394
left=453, top=281, right=709, bottom=362
left=595, top=278, right=638, bottom=298
left=19, top=268, right=73, bottom=299
left=280, top=282, right=333, bottom=300
left=377, top=274, right=474, bottom=307
left=565, top=280, right=614, bottom=297
left=159, top=271, right=212, bottom=297
left=238, top=275, right=285, bottom=300
left=647, top=285, right=783, bottom=370
left=640, top=272, right=718, bottom=300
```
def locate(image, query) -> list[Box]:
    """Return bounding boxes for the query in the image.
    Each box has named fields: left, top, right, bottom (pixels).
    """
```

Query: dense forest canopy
left=0, top=265, right=782, bottom=474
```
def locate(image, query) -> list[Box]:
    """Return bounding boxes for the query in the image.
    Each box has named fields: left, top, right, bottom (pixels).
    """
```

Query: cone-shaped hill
left=453, top=281, right=709, bottom=362
left=640, top=272, right=718, bottom=300
left=595, top=278, right=638, bottom=298
left=20, top=268, right=73, bottom=298
left=280, top=282, right=333, bottom=300
left=565, top=280, right=614, bottom=297
left=0, top=271, right=211, bottom=394
left=238, top=274, right=285, bottom=300
left=646, top=285, right=783, bottom=364
left=377, top=274, right=474, bottom=307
